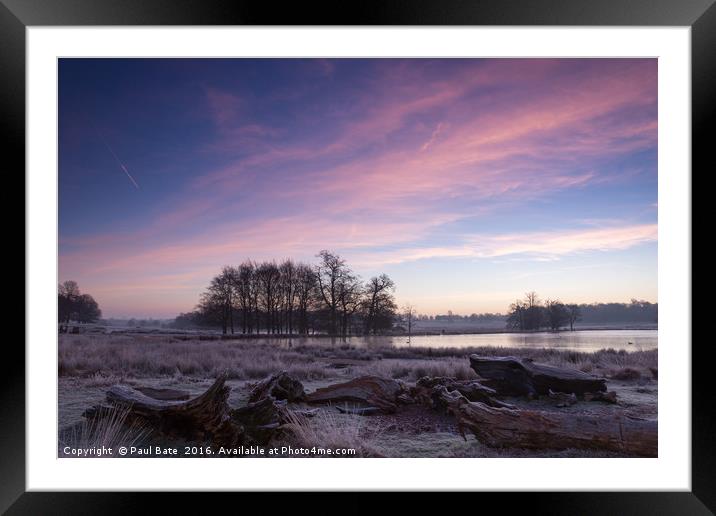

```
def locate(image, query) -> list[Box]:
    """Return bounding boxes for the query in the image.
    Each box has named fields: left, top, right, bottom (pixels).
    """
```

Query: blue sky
left=58, top=58, right=657, bottom=318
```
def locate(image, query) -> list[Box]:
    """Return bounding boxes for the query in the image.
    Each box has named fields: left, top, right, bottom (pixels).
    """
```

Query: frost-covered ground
left=58, top=334, right=657, bottom=458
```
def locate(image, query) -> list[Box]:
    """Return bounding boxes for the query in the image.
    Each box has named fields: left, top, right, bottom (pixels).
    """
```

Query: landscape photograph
left=58, top=57, right=658, bottom=458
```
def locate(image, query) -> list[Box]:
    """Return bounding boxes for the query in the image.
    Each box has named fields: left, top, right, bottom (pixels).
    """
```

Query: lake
left=280, top=329, right=658, bottom=353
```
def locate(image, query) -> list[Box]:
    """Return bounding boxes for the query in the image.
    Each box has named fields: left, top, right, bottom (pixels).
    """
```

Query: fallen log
left=469, top=355, right=607, bottom=397
left=96, top=373, right=241, bottom=446
left=248, top=371, right=306, bottom=404
left=306, top=376, right=407, bottom=413
left=135, top=386, right=191, bottom=401
left=436, top=387, right=657, bottom=457
left=413, top=376, right=515, bottom=409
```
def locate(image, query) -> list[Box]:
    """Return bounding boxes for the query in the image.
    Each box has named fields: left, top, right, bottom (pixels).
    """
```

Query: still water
left=281, top=330, right=657, bottom=353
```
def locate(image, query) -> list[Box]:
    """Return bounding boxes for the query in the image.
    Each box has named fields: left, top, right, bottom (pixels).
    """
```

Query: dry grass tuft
left=609, top=367, right=642, bottom=381
left=354, top=357, right=475, bottom=381
left=59, top=404, right=148, bottom=457
left=279, top=409, right=385, bottom=457
left=83, top=372, right=135, bottom=388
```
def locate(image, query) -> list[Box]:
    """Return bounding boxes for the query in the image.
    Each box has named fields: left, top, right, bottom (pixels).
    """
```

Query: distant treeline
left=124, top=318, right=167, bottom=328
left=419, top=300, right=657, bottom=329
left=172, top=250, right=398, bottom=337
left=577, top=301, right=657, bottom=324
left=415, top=312, right=505, bottom=323
left=505, top=292, right=657, bottom=331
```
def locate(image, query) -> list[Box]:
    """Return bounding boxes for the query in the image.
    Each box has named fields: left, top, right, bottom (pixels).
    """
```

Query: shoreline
left=88, top=325, right=658, bottom=340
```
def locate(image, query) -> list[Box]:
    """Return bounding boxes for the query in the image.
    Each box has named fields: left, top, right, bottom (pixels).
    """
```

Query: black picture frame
left=3, top=0, right=709, bottom=512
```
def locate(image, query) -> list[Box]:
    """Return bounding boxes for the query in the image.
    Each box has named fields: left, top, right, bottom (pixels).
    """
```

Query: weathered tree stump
left=231, top=396, right=289, bottom=445
left=469, top=355, right=607, bottom=397
left=305, top=376, right=408, bottom=413
left=248, top=371, right=306, bottom=404
left=92, top=373, right=241, bottom=446
left=81, top=372, right=318, bottom=448
left=436, top=387, right=657, bottom=457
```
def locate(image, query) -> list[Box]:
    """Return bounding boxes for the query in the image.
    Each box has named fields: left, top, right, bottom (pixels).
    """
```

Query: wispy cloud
left=59, top=58, right=657, bottom=316
left=420, top=122, right=447, bottom=152
left=351, top=224, right=658, bottom=266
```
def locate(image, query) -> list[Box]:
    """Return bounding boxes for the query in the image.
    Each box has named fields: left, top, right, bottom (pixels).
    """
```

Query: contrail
left=95, top=128, right=140, bottom=190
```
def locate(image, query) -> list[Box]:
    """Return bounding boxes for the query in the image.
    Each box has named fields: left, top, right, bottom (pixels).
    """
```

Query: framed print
left=4, top=0, right=711, bottom=512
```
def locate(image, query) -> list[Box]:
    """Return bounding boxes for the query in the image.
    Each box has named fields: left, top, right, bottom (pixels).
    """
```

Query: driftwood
left=469, top=355, right=607, bottom=397
left=413, top=376, right=515, bottom=410
left=248, top=371, right=305, bottom=404
left=306, top=376, right=408, bottom=413
left=135, top=387, right=191, bottom=401
left=436, top=387, right=657, bottom=457
left=88, top=373, right=242, bottom=446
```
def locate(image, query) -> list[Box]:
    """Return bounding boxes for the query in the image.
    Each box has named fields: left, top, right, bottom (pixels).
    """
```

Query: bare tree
left=506, top=292, right=544, bottom=331
left=295, top=263, right=316, bottom=335
left=315, top=250, right=348, bottom=336
left=363, top=274, right=397, bottom=335
left=523, top=291, right=543, bottom=330
left=58, top=280, right=81, bottom=326
left=205, top=267, right=235, bottom=334
left=402, top=303, right=416, bottom=344
left=256, top=261, right=281, bottom=334
left=75, top=293, right=102, bottom=323
left=506, top=300, right=526, bottom=330
left=249, top=261, right=261, bottom=334
left=544, top=299, right=569, bottom=331
left=278, top=259, right=298, bottom=334
left=337, top=271, right=362, bottom=338
left=58, top=281, right=102, bottom=328
left=235, top=261, right=255, bottom=334
left=566, top=303, right=582, bottom=331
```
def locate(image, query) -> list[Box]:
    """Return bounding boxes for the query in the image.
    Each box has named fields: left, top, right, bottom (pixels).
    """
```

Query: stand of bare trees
left=58, top=280, right=102, bottom=329
left=177, top=250, right=398, bottom=337
left=506, top=291, right=580, bottom=331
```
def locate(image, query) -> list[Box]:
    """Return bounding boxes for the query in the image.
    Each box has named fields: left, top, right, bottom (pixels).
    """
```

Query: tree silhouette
left=58, top=281, right=102, bottom=328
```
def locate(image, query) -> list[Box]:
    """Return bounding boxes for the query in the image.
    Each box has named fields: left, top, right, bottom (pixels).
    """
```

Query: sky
left=58, top=58, right=657, bottom=319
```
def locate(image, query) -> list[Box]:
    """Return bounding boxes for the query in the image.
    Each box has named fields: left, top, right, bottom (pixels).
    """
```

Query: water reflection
left=264, top=330, right=657, bottom=353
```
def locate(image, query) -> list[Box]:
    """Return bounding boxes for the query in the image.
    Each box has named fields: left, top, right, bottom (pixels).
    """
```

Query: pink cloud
left=60, top=59, right=657, bottom=317
left=351, top=224, right=658, bottom=266
left=192, top=58, right=655, bottom=213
